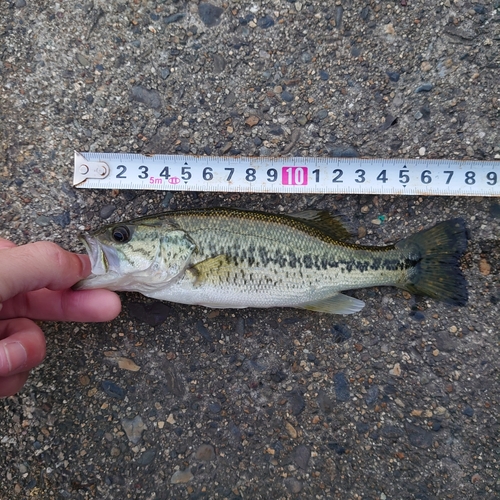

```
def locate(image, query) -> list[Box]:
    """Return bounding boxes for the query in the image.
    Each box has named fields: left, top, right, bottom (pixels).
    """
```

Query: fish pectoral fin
left=299, top=293, right=365, bottom=315
left=290, top=210, right=353, bottom=241
left=187, top=254, right=231, bottom=285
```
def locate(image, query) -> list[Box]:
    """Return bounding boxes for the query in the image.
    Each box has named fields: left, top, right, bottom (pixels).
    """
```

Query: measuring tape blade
left=73, top=152, right=499, bottom=197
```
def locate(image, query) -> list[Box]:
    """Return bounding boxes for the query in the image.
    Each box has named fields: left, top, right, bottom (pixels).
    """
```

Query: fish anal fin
left=300, top=293, right=365, bottom=315
left=290, top=210, right=352, bottom=241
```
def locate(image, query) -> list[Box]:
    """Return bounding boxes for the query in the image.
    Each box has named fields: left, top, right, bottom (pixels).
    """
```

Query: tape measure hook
left=73, top=152, right=110, bottom=185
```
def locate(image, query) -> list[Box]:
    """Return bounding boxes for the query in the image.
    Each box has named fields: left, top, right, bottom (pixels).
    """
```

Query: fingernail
left=1, top=342, right=27, bottom=373
left=77, top=254, right=91, bottom=277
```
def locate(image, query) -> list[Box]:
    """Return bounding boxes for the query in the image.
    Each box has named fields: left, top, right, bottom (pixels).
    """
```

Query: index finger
left=0, top=242, right=91, bottom=303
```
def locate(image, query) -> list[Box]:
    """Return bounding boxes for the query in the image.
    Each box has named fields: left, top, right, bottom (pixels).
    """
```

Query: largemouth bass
left=75, top=208, right=468, bottom=315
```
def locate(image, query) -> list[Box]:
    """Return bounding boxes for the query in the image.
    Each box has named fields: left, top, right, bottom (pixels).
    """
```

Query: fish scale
left=75, top=208, right=468, bottom=315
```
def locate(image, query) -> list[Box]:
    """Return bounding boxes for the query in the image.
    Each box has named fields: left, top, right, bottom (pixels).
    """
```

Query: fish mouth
left=78, top=234, right=109, bottom=274
left=74, top=234, right=120, bottom=290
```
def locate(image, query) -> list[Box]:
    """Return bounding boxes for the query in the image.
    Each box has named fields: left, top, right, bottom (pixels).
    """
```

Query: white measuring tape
left=73, top=152, right=499, bottom=197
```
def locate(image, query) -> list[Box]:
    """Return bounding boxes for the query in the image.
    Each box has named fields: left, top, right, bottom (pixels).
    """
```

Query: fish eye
left=111, top=226, right=131, bottom=243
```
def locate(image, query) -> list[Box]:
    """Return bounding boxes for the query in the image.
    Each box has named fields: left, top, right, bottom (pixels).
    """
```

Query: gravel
left=1, top=1, right=499, bottom=499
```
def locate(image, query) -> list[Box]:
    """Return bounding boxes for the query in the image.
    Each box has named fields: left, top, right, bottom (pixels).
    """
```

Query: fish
left=75, top=207, right=468, bottom=315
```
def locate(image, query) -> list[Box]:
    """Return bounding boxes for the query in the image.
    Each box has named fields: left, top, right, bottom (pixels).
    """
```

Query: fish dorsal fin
left=187, top=254, right=231, bottom=285
left=290, top=210, right=352, bottom=241
left=299, top=293, right=365, bottom=315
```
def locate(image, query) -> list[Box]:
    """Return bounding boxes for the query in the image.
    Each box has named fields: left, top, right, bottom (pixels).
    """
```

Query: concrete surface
left=1, top=1, right=499, bottom=499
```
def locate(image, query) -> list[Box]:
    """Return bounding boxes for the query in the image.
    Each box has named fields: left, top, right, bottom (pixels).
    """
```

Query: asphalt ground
left=1, top=1, right=499, bottom=499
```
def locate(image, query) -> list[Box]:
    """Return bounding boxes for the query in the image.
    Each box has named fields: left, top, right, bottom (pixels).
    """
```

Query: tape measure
left=73, top=152, right=499, bottom=197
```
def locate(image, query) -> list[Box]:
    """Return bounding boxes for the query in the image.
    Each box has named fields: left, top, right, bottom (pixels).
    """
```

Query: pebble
left=449, top=325, right=458, bottom=334
left=281, top=90, right=293, bottom=102
left=196, top=320, right=212, bottom=342
left=418, top=147, right=426, bottom=156
left=357, top=226, right=367, bottom=238
left=479, top=258, right=491, bottom=276
left=121, top=416, right=146, bottom=444
left=462, top=406, right=474, bottom=417
left=316, top=389, right=334, bottom=414
left=235, top=317, right=246, bottom=335
left=209, top=402, right=221, bottom=413
left=333, top=372, right=350, bottom=402
left=130, top=86, right=162, bottom=109
left=405, top=423, right=433, bottom=449
left=381, top=114, right=398, bottom=130
left=245, top=115, right=259, bottom=127
left=488, top=203, right=500, bottom=218
left=170, top=469, right=194, bottom=484
left=471, top=473, right=482, bottom=484
left=15, top=0, right=26, bottom=7
left=387, top=71, right=400, bottom=82
left=194, top=444, right=215, bottom=461
left=421, top=61, right=432, bottom=72
left=415, top=83, right=433, bottom=93
left=293, top=444, right=310, bottom=470
left=101, top=380, right=126, bottom=399
left=159, top=67, right=170, bottom=80
left=212, top=54, right=226, bottom=73
left=389, top=363, right=402, bottom=377
left=288, top=390, right=306, bottom=416
left=360, top=6, right=370, bottom=21
left=163, top=13, right=185, bottom=24
left=381, top=425, right=404, bottom=440
left=220, top=141, right=233, bottom=155
left=331, top=323, right=351, bottom=343
left=52, top=212, right=70, bottom=228
left=335, top=5, right=343, bottom=28
left=411, top=311, right=426, bottom=321
left=393, top=96, right=404, bottom=107
left=117, top=357, right=140, bottom=372
left=327, top=145, right=359, bottom=158
left=315, top=109, right=328, bottom=121
left=351, top=45, right=362, bottom=57
left=136, top=449, right=156, bottom=466
left=257, top=15, right=274, bottom=29
left=356, top=422, right=370, bottom=434
left=198, top=3, right=223, bottom=27
left=328, top=442, right=346, bottom=454
left=35, top=215, right=52, bottom=226
left=319, top=70, right=329, bottom=81
left=161, top=192, right=174, bottom=208
left=284, top=478, right=303, bottom=494
left=99, top=204, right=116, bottom=219
left=301, top=52, right=312, bottom=63
left=76, top=53, right=91, bottom=67
left=365, top=386, right=379, bottom=406
left=285, top=422, right=298, bottom=439
left=420, top=104, right=431, bottom=120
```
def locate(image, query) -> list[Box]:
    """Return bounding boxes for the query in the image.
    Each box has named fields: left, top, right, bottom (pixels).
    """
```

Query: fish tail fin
left=396, top=218, right=468, bottom=305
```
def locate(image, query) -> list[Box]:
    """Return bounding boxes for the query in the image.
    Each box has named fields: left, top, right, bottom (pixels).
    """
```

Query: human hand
left=0, top=238, right=121, bottom=397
